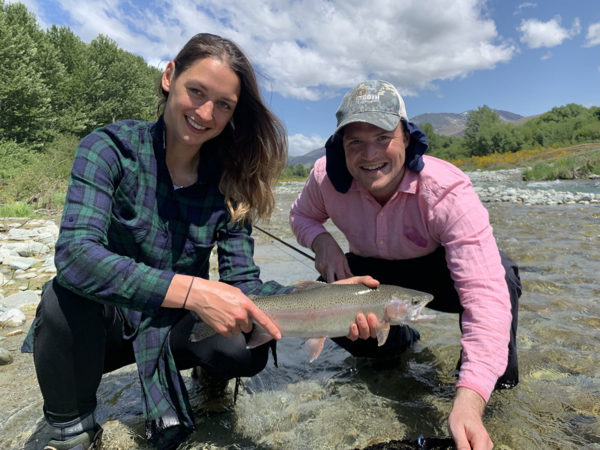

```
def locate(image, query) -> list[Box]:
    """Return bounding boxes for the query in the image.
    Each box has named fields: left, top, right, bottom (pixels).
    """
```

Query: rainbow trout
left=190, top=282, right=434, bottom=361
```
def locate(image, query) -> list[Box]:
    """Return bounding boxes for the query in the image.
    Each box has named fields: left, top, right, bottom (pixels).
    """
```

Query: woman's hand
left=448, top=387, right=493, bottom=450
left=164, top=275, right=281, bottom=340
left=311, top=232, right=353, bottom=282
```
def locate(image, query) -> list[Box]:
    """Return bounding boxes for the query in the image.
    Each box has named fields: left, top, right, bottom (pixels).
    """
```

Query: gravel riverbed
left=1, top=169, right=599, bottom=449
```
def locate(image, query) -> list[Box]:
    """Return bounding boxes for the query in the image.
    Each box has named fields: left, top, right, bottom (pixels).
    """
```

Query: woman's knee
left=40, top=280, right=103, bottom=334
left=191, top=334, right=270, bottom=378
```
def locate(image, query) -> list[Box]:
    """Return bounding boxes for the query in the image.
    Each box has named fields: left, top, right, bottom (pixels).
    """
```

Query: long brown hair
left=159, top=33, right=287, bottom=224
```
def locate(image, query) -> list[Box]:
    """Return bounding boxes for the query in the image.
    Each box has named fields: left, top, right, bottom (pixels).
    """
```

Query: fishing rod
left=254, top=225, right=315, bottom=261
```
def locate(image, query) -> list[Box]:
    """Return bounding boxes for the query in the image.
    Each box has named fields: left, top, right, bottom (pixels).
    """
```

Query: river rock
left=0, top=290, right=40, bottom=309
left=7, top=228, right=39, bottom=240
left=0, top=308, right=26, bottom=327
left=2, top=255, right=39, bottom=270
left=3, top=241, right=51, bottom=257
left=0, top=347, right=12, bottom=365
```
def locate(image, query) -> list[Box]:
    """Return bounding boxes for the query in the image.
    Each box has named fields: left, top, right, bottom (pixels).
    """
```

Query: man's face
left=342, top=122, right=409, bottom=205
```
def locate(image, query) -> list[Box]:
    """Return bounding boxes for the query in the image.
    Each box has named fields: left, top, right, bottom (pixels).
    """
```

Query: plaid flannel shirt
left=23, top=116, right=291, bottom=444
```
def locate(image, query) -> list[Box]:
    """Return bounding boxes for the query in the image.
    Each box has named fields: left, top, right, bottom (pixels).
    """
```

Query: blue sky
left=15, top=0, right=600, bottom=156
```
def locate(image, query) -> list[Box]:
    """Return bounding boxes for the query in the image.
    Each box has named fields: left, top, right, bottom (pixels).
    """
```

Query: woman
left=22, top=33, right=375, bottom=450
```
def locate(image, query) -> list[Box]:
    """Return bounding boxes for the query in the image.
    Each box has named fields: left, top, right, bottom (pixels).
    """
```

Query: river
left=0, top=177, right=599, bottom=449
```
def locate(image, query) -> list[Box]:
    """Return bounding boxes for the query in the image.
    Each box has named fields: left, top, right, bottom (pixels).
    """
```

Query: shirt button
left=379, top=240, right=384, bottom=245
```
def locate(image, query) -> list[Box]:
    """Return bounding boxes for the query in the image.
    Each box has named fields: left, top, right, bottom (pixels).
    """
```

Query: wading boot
left=191, top=366, right=232, bottom=412
left=44, top=412, right=103, bottom=450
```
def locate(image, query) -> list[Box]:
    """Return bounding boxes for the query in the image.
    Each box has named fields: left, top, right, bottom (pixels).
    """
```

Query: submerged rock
left=0, top=347, right=12, bottom=365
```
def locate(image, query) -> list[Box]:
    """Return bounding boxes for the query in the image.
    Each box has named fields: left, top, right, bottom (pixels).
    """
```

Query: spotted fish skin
left=189, top=283, right=434, bottom=360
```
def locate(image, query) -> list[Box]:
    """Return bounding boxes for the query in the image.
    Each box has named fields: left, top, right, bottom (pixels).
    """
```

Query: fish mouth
left=410, top=296, right=435, bottom=321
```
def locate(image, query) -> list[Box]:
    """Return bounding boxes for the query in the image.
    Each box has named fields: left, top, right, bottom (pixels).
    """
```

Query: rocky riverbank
left=0, top=218, right=58, bottom=366
left=466, top=168, right=600, bottom=205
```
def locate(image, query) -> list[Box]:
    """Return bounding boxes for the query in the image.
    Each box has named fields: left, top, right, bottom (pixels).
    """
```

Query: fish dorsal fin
left=292, top=280, right=326, bottom=292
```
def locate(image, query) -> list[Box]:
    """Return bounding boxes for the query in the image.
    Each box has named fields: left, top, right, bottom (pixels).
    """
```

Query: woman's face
left=161, top=57, right=241, bottom=151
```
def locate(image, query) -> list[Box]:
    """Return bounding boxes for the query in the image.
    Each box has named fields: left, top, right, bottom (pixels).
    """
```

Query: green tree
left=420, top=123, right=440, bottom=151
left=293, top=163, right=308, bottom=177
left=463, top=106, right=503, bottom=156
left=0, top=2, right=55, bottom=146
left=46, top=25, right=97, bottom=135
left=86, top=36, right=160, bottom=130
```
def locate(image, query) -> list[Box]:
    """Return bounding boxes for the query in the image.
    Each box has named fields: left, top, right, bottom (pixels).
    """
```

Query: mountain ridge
left=288, top=108, right=536, bottom=167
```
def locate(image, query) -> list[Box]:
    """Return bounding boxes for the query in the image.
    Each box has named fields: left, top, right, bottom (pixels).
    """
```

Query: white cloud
left=514, top=2, right=536, bottom=15
left=584, top=22, right=600, bottom=47
left=30, top=0, right=515, bottom=101
left=288, top=133, right=325, bottom=157
left=518, top=16, right=580, bottom=49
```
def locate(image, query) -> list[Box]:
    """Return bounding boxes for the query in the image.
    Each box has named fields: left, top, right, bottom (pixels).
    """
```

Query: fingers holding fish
left=346, top=312, right=380, bottom=340
left=333, top=275, right=380, bottom=288
left=246, top=300, right=282, bottom=341
left=185, top=278, right=277, bottom=339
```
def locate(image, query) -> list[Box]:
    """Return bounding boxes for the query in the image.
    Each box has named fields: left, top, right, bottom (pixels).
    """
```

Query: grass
left=0, top=134, right=75, bottom=212
left=0, top=201, right=37, bottom=217
left=449, top=143, right=600, bottom=180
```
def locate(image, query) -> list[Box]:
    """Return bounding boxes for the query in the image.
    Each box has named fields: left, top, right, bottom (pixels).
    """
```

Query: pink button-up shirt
left=289, top=155, right=511, bottom=401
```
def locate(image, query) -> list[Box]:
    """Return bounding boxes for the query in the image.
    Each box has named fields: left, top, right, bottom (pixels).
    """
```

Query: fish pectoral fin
left=305, top=337, right=327, bottom=362
left=375, top=322, right=391, bottom=346
left=246, top=325, right=274, bottom=349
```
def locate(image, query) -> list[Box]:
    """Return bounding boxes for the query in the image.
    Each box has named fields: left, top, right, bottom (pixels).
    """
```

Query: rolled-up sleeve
left=289, top=159, right=331, bottom=249
left=428, top=179, right=511, bottom=401
left=55, top=131, right=172, bottom=314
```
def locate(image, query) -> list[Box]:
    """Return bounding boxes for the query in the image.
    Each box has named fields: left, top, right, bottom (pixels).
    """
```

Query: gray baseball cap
left=335, top=80, right=408, bottom=135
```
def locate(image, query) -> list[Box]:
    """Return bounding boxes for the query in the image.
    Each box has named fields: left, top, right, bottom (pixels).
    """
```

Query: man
left=289, top=80, right=521, bottom=450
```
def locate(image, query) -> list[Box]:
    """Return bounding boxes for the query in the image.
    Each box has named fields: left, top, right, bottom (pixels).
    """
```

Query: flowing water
left=1, top=180, right=599, bottom=449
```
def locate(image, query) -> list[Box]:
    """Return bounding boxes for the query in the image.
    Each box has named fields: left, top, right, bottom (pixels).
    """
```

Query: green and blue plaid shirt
left=23, top=116, right=291, bottom=443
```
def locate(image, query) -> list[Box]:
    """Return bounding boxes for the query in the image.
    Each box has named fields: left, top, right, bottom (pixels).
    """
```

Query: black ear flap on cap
left=325, top=133, right=353, bottom=193
left=403, top=119, right=428, bottom=173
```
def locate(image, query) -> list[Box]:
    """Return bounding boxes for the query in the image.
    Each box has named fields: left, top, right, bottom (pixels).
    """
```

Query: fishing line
left=254, top=225, right=315, bottom=261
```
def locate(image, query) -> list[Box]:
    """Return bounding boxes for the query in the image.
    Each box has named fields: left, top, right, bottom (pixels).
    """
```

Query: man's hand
left=186, top=278, right=282, bottom=341
left=311, top=232, right=353, bottom=282
left=448, top=387, right=493, bottom=450
left=331, top=275, right=381, bottom=341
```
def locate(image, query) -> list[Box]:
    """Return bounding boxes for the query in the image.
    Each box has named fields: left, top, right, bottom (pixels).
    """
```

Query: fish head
left=385, top=290, right=435, bottom=323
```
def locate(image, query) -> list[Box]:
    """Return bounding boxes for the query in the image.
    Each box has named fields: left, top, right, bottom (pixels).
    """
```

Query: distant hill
left=288, top=146, right=325, bottom=167
left=411, top=109, right=525, bottom=137
left=288, top=108, right=537, bottom=167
